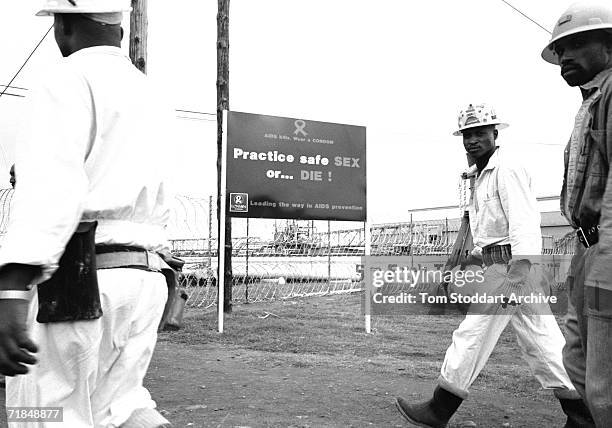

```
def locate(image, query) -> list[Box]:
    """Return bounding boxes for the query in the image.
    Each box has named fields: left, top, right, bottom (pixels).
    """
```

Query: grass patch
left=160, top=292, right=565, bottom=396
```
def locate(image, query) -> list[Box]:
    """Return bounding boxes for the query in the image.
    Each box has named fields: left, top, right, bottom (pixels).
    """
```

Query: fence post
left=445, top=217, right=449, bottom=255
left=327, top=220, right=331, bottom=289
left=409, top=213, right=414, bottom=267
left=208, top=195, right=213, bottom=268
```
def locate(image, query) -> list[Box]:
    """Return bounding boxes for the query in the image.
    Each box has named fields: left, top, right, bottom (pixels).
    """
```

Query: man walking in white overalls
left=395, top=104, right=593, bottom=428
left=0, top=1, right=174, bottom=426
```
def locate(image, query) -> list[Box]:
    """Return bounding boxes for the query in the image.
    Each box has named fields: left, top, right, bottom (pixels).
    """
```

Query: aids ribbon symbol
left=235, top=195, right=243, bottom=204
left=294, top=120, right=308, bottom=137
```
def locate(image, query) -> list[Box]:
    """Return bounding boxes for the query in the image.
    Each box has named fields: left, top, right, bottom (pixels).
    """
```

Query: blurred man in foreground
left=0, top=1, right=174, bottom=426
left=541, top=2, right=612, bottom=426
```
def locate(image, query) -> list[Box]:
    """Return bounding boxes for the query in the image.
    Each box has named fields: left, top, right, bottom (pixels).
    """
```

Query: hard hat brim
left=36, top=7, right=131, bottom=16
left=453, top=122, right=509, bottom=136
left=542, top=24, right=612, bottom=65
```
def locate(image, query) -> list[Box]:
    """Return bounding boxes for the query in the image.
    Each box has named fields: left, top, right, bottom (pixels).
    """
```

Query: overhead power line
left=0, top=92, right=24, bottom=98
left=176, top=109, right=216, bottom=116
left=175, top=109, right=218, bottom=122
left=176, top=116, right=217, bottom=122
left=0, top=25, right=53, bottom=100
left=0, top=84, right=28, bottom=91
left=498, top=0, right=552, bottom=35
left=0, top=93, right=218, bottom=118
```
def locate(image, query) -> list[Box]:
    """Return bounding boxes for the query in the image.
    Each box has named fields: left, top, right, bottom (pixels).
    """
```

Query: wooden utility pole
left=217, top=0, right=233, bottom=313
left=129, top=0, right=148, bottom=73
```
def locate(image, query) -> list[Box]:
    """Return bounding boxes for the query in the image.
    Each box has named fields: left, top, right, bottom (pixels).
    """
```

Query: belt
left=95, top=245, right=166, bottom=272
left=482, top=244, right=512, bottom=267
left=577, top=225, right=599, bottom=248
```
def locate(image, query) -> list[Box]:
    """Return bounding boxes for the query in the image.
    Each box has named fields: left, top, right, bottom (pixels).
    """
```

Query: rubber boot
left=395, top=386, right=463, bottom=428
left=558, top=398, right=595, bottom=428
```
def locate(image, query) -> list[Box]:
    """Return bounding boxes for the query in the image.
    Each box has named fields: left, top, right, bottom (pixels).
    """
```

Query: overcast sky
left=0, top=1, right=579, bottom=226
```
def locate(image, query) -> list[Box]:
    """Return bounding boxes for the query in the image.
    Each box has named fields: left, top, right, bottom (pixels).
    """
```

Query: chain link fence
left=170, top=195, right=578, bottom=310
left=172, top=209, right=464, bottom=308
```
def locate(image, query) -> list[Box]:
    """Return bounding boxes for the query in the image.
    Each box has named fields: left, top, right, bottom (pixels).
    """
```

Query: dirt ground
left=1, top=293, right=569, bottom=427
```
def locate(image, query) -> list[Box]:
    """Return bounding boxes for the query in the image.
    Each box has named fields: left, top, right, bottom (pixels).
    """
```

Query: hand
left=499, top=259, right=531, bottom=309
left=0, top=299, right=37, bottom=376
left=506, top=259, right=531, bottom=287
left=460, top=254, right=483, bottom=269
left=470, top=246, right=483, bottom=259
left=460, top=247, right=483, bottom=269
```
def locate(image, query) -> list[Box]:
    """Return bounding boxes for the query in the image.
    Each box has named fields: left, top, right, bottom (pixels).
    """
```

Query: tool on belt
left=37, top=221, right=102, bottom=323
left=577, top=225, right=599, bottom=248
left=37, top=221, right=176, bottom=323
left=156, top=253, right=186, bottom=332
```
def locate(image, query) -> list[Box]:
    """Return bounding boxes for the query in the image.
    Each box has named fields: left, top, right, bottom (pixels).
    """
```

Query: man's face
left=53, top=15, right=71, bottom=57
left=461, top=125, right=497, bottom=160
left=554, top=31, right=612, bottom=87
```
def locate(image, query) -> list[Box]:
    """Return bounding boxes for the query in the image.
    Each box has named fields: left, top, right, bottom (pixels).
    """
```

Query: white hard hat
left=542, top=1, right=612, bottom=65
left=453, top=104, right=509, bottom=136
left=36, top=0, right=132, bottom=16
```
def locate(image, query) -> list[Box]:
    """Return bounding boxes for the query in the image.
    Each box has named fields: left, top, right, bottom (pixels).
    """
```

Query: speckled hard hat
left=453, top=104, right=509, bottom=136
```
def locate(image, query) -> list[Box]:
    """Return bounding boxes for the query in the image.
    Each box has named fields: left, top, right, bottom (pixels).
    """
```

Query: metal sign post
left=364, top=219, right=372, bottom=333
left=217, top=110, right=229, bottom=333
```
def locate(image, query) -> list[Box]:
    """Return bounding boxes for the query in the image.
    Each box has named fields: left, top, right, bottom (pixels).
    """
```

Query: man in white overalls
left=0, top=1, right=174, bottom=426
left=395, top=104, right=593, bottom=428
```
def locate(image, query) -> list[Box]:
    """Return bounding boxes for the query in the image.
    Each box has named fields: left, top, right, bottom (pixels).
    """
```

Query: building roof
left=540, top=211, right=570, bottom=228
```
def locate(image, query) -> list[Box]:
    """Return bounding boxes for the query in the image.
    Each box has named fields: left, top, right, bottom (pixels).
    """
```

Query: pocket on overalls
left=585, top=245, right=612, bottom=319
left=527, top=264, right=553, bottom=296
left=586, top=286, right=612, bottom=319
left=567, top=242, right=586, bottom=299
left=584, top=130, right=608, bottom=206
left=482, top=196, right=508, bottom=239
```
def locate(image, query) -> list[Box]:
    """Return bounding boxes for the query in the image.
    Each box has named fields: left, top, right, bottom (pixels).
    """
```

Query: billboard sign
left=226, top=111, right=366, bottom=221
